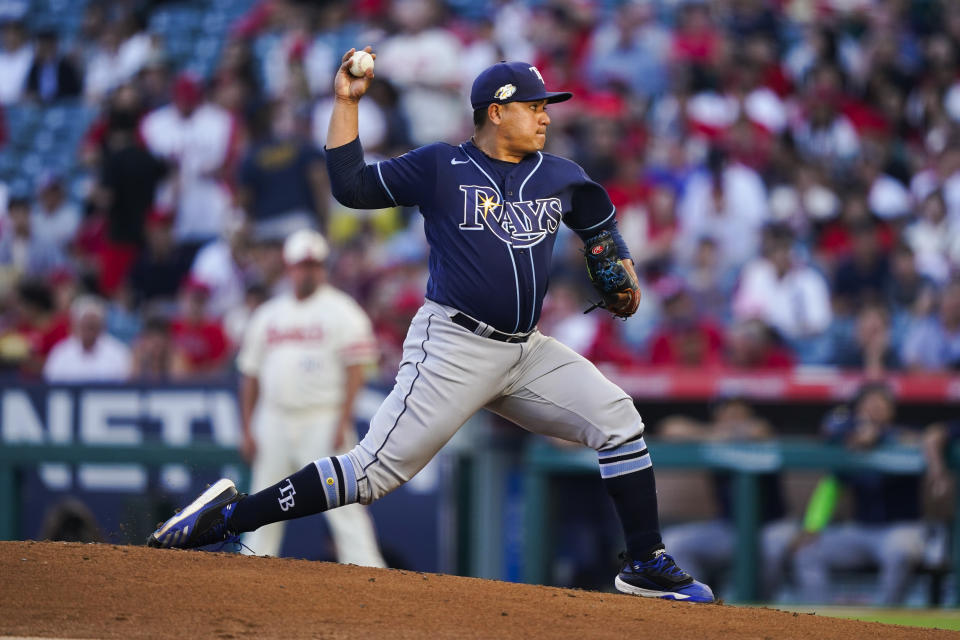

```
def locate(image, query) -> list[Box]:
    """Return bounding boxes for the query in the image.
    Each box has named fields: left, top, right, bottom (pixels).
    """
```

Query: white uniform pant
left=244, top=404, right=386, bottom=567
left=345, top=299, right=645, bottom=504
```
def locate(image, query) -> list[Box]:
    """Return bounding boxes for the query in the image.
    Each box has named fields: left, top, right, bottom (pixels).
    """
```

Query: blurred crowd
left=3, top=0, right=960, bottom=383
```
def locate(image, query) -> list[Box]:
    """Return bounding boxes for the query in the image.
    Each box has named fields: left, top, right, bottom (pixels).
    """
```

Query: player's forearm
left=240, top=375, right=260, bottom=436
left=327, top=97, right=361, bottom=150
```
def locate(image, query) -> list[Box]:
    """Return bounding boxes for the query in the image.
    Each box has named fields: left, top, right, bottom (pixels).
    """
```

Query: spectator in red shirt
left=818, top=193, right=894, bottom=264
left=4, top=279, right=69, bottom=376
left=539, top=277, right=639, bottom=367
left=724, top=318, right=794, bottom=370
left=671, top=2, right=722, bottom=67
left=648, top=277, right=724, bottom=367
left=170, top=277, right=230, bottom=377
left=370, top=288, right=422, bottom=382
left=611, top=178, right=678, bottom=273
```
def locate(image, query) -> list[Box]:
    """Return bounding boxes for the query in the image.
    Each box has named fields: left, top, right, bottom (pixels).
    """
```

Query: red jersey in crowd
left=649, top=321, right=725, bottom=367
left=170, top=317, right=229, bottom=373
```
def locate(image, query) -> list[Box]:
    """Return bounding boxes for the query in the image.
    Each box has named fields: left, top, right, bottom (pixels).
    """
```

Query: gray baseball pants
left=343, top=299, right=645, bottom=504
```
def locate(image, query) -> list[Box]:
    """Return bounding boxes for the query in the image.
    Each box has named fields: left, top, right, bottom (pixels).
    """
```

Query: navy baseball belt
left=450, top=313, right=532, bottom=343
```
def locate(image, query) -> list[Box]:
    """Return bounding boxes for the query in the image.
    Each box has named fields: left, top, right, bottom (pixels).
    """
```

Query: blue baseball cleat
left=615, top=549, right=715, bottom=603
left=147, top=478, right=244, bottom=550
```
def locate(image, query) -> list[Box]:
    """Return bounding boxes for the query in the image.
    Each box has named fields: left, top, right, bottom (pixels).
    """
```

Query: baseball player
left=236, top=229, right=386, bottom=567
left=149, top=49, right=714, bottom=603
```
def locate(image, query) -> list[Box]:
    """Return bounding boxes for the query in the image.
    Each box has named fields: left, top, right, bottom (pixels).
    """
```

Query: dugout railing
left=518, top=439, right=960, bottom=605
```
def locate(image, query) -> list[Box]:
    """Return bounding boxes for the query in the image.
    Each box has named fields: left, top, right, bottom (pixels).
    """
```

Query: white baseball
left=349, top=50, right=374, bottom=77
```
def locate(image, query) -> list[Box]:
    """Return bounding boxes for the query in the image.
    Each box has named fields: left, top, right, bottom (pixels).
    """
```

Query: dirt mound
left=0, top=541, right=955, bottom=639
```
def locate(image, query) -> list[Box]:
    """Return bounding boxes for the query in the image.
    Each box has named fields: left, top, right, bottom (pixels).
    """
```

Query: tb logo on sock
left=278, top=478, right=297, bottom=511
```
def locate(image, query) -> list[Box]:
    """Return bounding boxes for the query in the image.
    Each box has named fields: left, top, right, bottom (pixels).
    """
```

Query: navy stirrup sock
left=604, top=466, right=664, bottom=560
left=598, top=437, right=663, bottom=560
left=229, top=462, right=329, bottom=534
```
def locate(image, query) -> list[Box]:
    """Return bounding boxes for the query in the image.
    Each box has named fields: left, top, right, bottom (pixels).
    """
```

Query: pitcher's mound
left=0, top=541, right=954, bottom=639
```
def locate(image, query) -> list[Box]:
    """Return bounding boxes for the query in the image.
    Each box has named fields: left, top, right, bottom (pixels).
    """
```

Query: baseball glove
left=583, top=231, right=641, bottom=319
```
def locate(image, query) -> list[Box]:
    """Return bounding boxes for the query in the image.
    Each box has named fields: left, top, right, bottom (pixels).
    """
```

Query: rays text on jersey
left=458, top=185, right=562, bottom=248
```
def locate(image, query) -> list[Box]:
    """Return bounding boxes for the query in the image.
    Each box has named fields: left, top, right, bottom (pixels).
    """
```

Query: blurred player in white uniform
left=237, top=229, right=386, bottom=567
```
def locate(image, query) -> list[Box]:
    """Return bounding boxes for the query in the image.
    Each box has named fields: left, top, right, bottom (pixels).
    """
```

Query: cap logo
left=591, top=244, right=604, bottom=255
left=494, top=83, right=516, bottom=101
left=528, top=66, right=544, bottom=85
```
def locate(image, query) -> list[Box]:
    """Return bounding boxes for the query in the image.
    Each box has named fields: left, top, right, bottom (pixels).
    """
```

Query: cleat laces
left=620, top=550, right=691, bottom=582
left=645, top=551, right=688, bottom=580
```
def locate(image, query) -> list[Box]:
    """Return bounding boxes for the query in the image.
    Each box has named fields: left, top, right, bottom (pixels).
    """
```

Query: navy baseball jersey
left=327, top=137, right=628, bottom=334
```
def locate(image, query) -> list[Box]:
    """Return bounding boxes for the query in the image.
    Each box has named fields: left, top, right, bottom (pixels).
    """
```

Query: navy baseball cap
left=470, top=61, right=573, bottom=110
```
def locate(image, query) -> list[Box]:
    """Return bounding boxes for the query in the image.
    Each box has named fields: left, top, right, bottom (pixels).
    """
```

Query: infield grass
left=774, top=606, right=960, bottom=631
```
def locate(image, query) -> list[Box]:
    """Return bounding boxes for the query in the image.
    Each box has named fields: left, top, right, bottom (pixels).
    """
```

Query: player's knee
left=359, top=474, right=404, bottom=504
left=353, top=461, right=408, bottom=504
left=357, top=484, right=375, bottom=505
left=595, top=419, right=645, bottom=453
left=346, top=443, right=420, bottom=503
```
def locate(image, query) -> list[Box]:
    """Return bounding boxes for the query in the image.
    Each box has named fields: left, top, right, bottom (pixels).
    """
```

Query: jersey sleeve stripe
left=376, top=162, right=398, bottom=206
left=342, top=351, right=378, bottom=365
left=341, top=341, right=378, bottom=352
left=566, top=206, right=616, bottom=232
left=342, top=351, right=378, bottom=361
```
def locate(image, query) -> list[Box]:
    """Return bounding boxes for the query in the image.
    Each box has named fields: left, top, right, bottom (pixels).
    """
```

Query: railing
left=520, top=439, right=960, bottom=604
